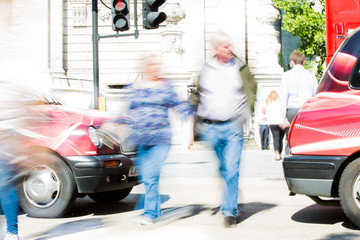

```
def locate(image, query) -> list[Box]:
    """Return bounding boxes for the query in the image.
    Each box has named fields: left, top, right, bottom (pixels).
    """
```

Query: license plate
left=128, top=166, right=138, bottom=177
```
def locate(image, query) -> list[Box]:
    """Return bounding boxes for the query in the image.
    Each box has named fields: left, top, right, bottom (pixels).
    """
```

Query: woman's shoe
left=274, top=151, right=281, bottom=161
left=139, top=216, right=154, bottom=226
left=4, top=232, right=20, bottom=240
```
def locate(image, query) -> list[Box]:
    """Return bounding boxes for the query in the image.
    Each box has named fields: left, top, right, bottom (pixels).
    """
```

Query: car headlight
left=88, top=126, right=102, bottom=147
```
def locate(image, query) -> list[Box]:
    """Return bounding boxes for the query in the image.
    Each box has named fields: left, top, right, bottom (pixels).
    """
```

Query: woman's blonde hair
left=266, top=90, right=279, bottom=104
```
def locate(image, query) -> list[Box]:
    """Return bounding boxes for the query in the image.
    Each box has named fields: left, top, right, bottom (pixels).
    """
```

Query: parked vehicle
left=14, top=91, right=138, bottom=218
left=283, top=27, right=360, bottom=228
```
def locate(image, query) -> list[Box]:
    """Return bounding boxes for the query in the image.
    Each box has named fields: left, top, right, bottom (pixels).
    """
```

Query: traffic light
left=142, top=0, right=167, bottom=29
left=111, top=0, right=130, bottom=31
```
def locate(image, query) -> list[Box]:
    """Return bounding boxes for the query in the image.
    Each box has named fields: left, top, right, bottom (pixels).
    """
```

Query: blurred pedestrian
left=280, top=50, right=318, bottom=155
left=0, top=155, right=19, bottom=240
left=126, top=54, right=194, bottom=225
left=0, top=79, right=38, bottom=240
left=195, top=31, right=255, bottom=228
left=258, top=106, right=269, bottom=150
left=266, top=90, right=285, bottom=160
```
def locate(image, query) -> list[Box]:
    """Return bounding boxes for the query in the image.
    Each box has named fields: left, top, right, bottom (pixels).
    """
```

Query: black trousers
left=269, top=125, right=285, bottom=154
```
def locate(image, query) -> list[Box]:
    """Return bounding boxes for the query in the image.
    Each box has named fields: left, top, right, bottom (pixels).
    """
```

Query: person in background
left=258, top=106, right=269, bottom=150
left=195, top=31, right=253, bottom=228
left=280, top=50, right=318, bottom=155
left=126, top=54, right=194, bottom=225
left=266, top=90, right=285, bottom=160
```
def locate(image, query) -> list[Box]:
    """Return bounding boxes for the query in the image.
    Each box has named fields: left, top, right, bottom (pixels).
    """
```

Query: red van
left=283, top=27, right=360, bottom=228
left=325, top=0, right=360, bottom=65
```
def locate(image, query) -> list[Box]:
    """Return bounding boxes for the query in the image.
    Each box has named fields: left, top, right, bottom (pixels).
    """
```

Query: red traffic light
left=111, top=0, right=130, bottom=31
left=113, top=0, right=127, bottom=12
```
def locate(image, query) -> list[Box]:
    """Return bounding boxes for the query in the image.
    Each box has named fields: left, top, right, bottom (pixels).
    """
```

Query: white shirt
left=258, top=111, right=268, bottom=125
left=197, top=57, right=248, bottom=121
left=280, top=65, right=318, bottom=118
left=266, top=100, right=283, bottom=125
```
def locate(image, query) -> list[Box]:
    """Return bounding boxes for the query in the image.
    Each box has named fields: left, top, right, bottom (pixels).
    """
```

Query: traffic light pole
left=92, top=0, right=139, bottom=109
left=92, top=0, right=100, bottom=110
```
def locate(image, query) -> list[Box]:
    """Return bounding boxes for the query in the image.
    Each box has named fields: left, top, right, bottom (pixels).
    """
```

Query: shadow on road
left=139, top=202, right=277, bottom=228
left=211, top=202, right=277, bottom=224
left=62, top=194, right=170, bottom=218
left=291, top=204, right=358, bottom=230
left=26, top=218, right=105, bottom=240
left=140, top=204, right=208, bottom=228
left=316, top=233, right=360, bottom=240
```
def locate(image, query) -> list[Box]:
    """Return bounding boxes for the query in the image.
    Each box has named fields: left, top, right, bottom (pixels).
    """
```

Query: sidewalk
left=179, top=139, right=261, bottom=152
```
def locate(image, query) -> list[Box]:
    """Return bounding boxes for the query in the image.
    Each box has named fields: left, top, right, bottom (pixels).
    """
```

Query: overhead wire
left=100, top=0, right=111, bottom=10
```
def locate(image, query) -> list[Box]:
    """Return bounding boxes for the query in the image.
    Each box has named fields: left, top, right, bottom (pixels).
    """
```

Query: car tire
left=18, top=152, right=76, bottom=218
left=339, top=158, right=360, bottom=228
left=88, top=187, right=132, bottom=203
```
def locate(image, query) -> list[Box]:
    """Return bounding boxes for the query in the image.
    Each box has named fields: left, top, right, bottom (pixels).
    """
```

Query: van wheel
left=88, top=187, right=132, bottom=203
left=18, top=152, right=76, bottom=218
left=339, top=158, right=360, bottom=228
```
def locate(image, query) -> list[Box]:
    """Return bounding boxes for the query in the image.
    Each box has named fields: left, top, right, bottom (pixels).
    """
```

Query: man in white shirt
left=196, top=32, right=251, bottom=228
left=280, top=50, right=318, bottom=154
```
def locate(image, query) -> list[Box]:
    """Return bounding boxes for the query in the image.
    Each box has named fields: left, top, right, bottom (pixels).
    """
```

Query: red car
left=15, top=92, right=138, bottom=218
left=283, top=27, right=360, bottom=227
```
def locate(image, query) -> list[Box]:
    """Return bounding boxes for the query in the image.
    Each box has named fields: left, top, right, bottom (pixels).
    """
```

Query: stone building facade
left=3, top=0, right=293, bottom=148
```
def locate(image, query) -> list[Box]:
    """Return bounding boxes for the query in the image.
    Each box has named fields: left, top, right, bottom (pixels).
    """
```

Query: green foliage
left=273, top=0, right=326, bottom=80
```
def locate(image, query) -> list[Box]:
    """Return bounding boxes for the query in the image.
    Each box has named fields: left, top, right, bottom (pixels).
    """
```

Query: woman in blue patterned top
left=126, top=54, right=194, bottom=225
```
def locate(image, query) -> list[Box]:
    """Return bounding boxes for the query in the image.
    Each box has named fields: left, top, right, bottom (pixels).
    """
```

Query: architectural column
left=161, top=0, right=186, bottom=71
left=160, top=0, right=192, bottom=148
left=246, top=0, right=283, bottom=146
left=50, top=0, right=66, bottom=77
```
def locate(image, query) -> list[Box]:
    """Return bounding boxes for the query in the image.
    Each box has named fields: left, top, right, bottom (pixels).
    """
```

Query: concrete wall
left=0, top=0, right=51, bottom=88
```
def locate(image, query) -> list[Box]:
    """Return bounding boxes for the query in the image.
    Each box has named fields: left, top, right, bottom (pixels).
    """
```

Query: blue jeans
left=136, top=144, right=170, bottom=219
left=259, top=124, right=269, bottom=149
left=0, top=160, right=19, bottom=234
left=201, top=121, right=244, bottom=217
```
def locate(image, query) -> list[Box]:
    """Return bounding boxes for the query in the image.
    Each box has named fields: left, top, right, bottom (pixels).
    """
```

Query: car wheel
left=18, top=152, right=76, bottom=218
left=88, top=187, right=133, bottom=203
left=339, top=158, right=360, bottom=228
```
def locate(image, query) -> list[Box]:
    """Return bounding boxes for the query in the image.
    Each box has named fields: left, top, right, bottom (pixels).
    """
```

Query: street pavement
left=2, top=143, right=360, bottom=240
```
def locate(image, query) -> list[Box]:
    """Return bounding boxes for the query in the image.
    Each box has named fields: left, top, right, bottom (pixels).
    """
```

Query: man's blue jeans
left=0, top=160, right=18, bottom=234
left=201, top=121, right=244, bottom=217
left=259, top=124, right=269, bottom=149
left=136, top=144, right=170, bottom=219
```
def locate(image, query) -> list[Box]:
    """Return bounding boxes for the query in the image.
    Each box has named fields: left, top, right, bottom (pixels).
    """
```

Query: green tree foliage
left=273, top=0, right=326, bottom=79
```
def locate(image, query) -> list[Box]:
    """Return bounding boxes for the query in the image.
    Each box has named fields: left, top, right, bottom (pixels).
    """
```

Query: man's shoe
left=223, top=216, right=237, bottom=228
